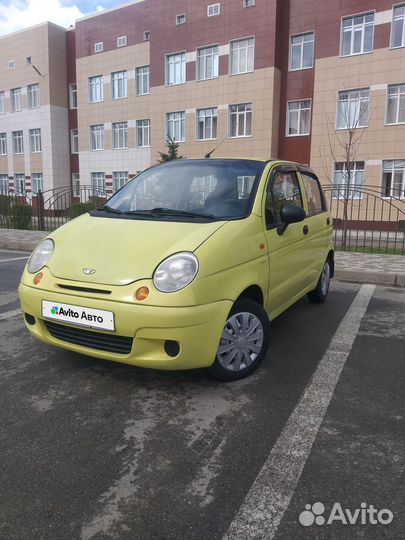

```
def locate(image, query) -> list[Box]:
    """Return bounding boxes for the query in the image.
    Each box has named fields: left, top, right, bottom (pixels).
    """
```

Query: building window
left=27, top=83, right=40, bottom=108
left=137, top=119, right=151, bottom=147
left=111, top=71, right=128, bottom=99
left=197, top=45, right=219, bottom=80
left=382, top=160, right=405, bottom=198
left=89, top=76, right=103, bottom=103
left=229, top=103, right=252, bottom=137
left=207, top=3, right=220, bottom=16
left=166, top=52, right=186, bottom=85
left=391, top=4, right=405, bottom=48
left=0, top=133, right=6, bottom=155
left=94, top=42, right=103, bottom=53
left=0, top=91, right=4, bottom=114
left=287, top=100, right=311, bottom=136
left=341, top=12, right=374, bottom=56
left=167, top=111, right=185, bottom=142
left=143, top=31, right=151, bottom=41
left=290, top=33, right=314, bottom=70
left=15, top=174, right=26, bottom=195
left=8, top=60, right=15, bottom=69
left=113, top=171, right=129, bottom=192
left=117, top=36, right=127, bottom=47
left=230, top=37, right=255, bottom=74
left=69, top=83, right=77, bottom=109
left=337, top=88, right=370, bottom=129
left=333, top=161, right=365, bottom=199
left=91, top=172, right=105, bottom=196
left=243, top=0, right=256, bottom=7
left=70, top=129, right=79, bottom=154
left=32, top=173, right=43, bottom=194
left=12, top=131, right=24, bottom=154
left=176, top=14, right=186, bottom=25
left=11, top=88, right=21, bottom=112
left=72, top=173, right=80, bottom=196
left=29, top=128, right=42, bottom=153
left=386, top=83, right=405, bottom=124
left=0, top=174, right=8, bottom=194
left=136, top=66, right=150, bottom=95
left=90, top=124, right=104, bottom=151
left=112, top=122, right=128, bottom=149
left=197, top=108, right=218, bottom=140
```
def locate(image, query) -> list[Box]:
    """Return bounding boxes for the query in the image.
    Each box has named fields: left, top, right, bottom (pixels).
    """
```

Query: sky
left=0, top=0, right=125, bottom=36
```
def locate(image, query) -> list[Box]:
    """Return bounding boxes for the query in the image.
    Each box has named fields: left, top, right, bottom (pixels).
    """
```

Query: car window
left=266, top=171, right=304, bottom=227
left=301, top=173, right=325, bottom=216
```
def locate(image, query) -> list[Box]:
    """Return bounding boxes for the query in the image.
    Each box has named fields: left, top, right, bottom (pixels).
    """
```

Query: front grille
left=57, top=284, right=112, bottom=295
left=44, top=320, right=133, bottom=354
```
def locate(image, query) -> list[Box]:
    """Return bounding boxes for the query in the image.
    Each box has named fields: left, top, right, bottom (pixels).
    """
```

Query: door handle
left=303, top=225, right=309, bottom=235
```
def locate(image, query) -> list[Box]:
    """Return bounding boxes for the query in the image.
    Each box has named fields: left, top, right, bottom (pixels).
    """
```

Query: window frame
left=265, top=169, right=305, bottom=229
left=286, top=99, right=312, bottom=137
left=14, top=173, right=26, bottom=196
left=390, top=3, right=405, bottom=48
left=94, top=42, right=104, bottom=53
left=70, top=129, right=79, bottom=154
left=229, top=36, right=255, bottom=75
left=176, top=13, right=186, bottom=25
left=29, top=128, right=42, bottom=153
left=89, top=124, right=105, bottom=151
left=332, top=161, right=365, bottom=199
left=0, top=91, right=4, bottom=114
left=166, top=51, right=186, bottom=86
left=166, top=111, right=186, bottom=142
left=381, top=159, right=405, bottom=198
left=243, top=0, right=256, bottom=7
left=0, top=133, right=7, bottom=155
left=196, top=44, right=219, bottom=81
left=339, top=11, right=375, bottom=57
left=336, top=87, right=370, bottom=130
left=88, top=75, right=104, bottom=103
left=385, top=82, right=405, bottom=125
left=112, top=122, right=128, bottom=150
left=289, top=32, right=315, bottom=71
left=27, top=83, right=40, bottom=109
left=91, top=172, right=106, bottom=196
left=117, top=36, right=127, bottom=48
left=136, top=119, right=151, bottom=147
left=69, top=83, right=77, bottom=110
left=207, top=3, right=221, bottom=17
left=0, top=174, right=8, bottom=195
left=228, top=102, right=253, bottom=138
left=12, top=131, right=24, bottom=154
left=136, top=65, right=150, bottom=95
left=111, top=70, right=128, bottom=100
left=300, top=171, right=326, bottom=216
left=113, top=171, right=129, bottom=192
left=11, top=87, right=22, bottom=112
left=31, top=173, right=44, bottom=194
left=196, top=107, right=218, bottom=141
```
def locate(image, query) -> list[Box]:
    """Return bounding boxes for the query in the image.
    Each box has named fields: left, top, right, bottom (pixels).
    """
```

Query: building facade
left=0, top=0, right=404, bottom=206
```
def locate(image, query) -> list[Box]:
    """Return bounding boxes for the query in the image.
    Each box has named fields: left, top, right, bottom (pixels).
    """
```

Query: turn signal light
left=33, top=272, right=43, bottom=285
left=135, top=286, right=149, bottom=301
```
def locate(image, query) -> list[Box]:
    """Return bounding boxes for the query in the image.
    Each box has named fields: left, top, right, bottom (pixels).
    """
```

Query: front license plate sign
left=42, top=300, right=115, bottom=331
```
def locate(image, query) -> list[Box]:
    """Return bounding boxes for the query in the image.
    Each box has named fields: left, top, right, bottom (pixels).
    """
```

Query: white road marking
left=222, top=283, right=375, bottom=540
left=0, top=309, right=21, bottom=320
left=0, top=256, right=29, bottom=263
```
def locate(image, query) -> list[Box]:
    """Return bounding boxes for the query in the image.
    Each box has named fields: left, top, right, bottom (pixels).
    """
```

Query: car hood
left=47, top=213, right=227, bottom=286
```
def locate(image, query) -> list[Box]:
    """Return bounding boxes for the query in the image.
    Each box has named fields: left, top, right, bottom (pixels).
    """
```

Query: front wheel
left=208, top=299, right=271, bottom=381
left=307, top=259, right=331, bottom=303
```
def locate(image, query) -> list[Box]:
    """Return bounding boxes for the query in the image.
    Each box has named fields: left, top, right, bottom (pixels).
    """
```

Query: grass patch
left=335, top=245, right=404, bottom=255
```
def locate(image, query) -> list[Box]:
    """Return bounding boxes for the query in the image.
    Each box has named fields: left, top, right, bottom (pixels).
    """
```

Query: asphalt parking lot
left=0, top=249, right=404, bottom=540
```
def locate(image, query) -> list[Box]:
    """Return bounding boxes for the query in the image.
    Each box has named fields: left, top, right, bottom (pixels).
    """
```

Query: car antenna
left=205, top=134, right=227, bottom=158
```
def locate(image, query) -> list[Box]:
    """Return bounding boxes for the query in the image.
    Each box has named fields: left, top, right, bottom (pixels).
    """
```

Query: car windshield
left=102, top=159, right=266, bottom=221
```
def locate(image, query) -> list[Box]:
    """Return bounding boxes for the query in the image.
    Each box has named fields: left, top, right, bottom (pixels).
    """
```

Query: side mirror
left=277, top=204, right=306, bottom=235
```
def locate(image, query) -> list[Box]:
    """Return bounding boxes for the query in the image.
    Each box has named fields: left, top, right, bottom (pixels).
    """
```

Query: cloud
left=0, top=0, right=98, bottom=36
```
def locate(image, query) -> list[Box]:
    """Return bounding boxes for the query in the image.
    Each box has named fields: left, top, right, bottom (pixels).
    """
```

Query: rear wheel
left=208, top=299, right=271, bottom=381
left=307, top=259, right=331, bottom=303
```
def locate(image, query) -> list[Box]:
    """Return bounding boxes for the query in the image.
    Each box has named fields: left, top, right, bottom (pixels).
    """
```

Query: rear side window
left=301, top=173, right=325, bottom=215
left=266, top=171, right=304, bottom=227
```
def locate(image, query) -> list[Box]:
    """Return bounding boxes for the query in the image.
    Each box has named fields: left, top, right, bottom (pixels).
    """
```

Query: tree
left=158, top=136, right=184, bottom=162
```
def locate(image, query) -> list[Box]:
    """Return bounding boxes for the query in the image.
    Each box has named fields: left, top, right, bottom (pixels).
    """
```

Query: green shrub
left=69, top=202, right=93, bottom=219
left=11, top=204, right=33, bottom=229
left=0, top=195, right=12, bottom=216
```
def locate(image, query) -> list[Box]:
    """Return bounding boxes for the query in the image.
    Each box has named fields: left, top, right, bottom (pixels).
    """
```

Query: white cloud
left=0, top=0, right=89, bottom=36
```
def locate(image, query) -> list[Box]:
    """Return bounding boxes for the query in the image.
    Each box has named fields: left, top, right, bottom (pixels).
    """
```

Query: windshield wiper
left=124, top=207, right=216, bottom=219
left=97, top=205, right=123, bottom=215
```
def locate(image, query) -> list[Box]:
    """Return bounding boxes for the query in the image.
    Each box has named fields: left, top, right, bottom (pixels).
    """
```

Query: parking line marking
left=0, top=309, right=21, bottom=320
left=0, top=256, right=29, bottom=263
left=222, top=284, right=375, bottom=540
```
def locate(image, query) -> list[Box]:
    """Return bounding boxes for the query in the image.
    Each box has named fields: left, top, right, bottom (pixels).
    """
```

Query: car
left=19, top=158, right=334, bottom=381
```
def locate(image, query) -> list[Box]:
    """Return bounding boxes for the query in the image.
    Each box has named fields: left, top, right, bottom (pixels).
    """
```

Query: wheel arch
left=235, top=284, right=264, bottom=306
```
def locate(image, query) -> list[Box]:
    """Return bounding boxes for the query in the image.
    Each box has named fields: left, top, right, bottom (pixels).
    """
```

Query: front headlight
left=27, top=239, right=54, bottom=274
left=153, top=252, right=199, bottom=292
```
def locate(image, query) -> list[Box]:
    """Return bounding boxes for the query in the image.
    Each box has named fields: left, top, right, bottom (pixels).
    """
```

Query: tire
left=208, top=298, right=271, bottom=381
left=307, top=259, right=331, bottom=303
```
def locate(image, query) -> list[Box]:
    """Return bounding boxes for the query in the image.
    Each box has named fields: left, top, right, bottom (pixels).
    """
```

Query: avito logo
left=51, top=306, right=59, bottom=315
left=299, top=501, right=394, bottom=527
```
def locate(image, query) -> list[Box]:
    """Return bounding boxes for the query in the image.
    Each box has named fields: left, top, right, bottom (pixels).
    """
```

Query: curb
left=335, top=269, right=405, bottom=288
left=0, top=240, right=41, bottom=252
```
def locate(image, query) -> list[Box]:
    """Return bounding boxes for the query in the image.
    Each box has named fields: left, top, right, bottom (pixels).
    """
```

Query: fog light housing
left=164, top=340, right=180, bottom=357
left=24, top=313, right=36, bottom=325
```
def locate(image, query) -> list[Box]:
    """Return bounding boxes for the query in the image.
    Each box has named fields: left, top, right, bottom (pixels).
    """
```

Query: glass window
left=136, top=66, right=150, bottom=95
left=11, top=88, right=21, bottom=112
left=94, top=42, right=103, bottom=53
left=70, top=129, right=78, bottom=154
left=176, top=14, right=186, bottom=25
left=197, top=108, right=218, bottom=140
left=290, top=33, right=315, bottom=70
left=301, top=173, right=324, bottom=215
left=90, top=124, right=104, bottom=151
left=29, top=128, right=42, bottom=153
left=69, top=83, right=77, bottom=109
left=72, top=173, right=80, bottom=196
left=12, top=131, right=24, bottom=154
left=266, top=172, right=304, bottom=226
left=89, top=76, right=103, bottom=103
left=117, top=36, right=127, bottom=47
left=333, top=161, right=365, bottom=199
left=113, top=171, right=129, bottom=192
left=341, top=12, right=374, bottom=56
left=382, top=160, right=405, bottom=197
left=0, top=133, right=7, bottom=155
left=166, top=52, right=186, bottom=85
left=207, top=4, right=220, bottom=16
left=167, top=111, right=185, bottom=142
left=15, top=174, right=26, bottom=195
left=112, top=122, right=128, bottom=149
left=143, top=31, right=151, bottom=41
left=32, top=173, right=43, bottom=194
left=111, top=71, right=128, bottom=99
left=137, top=119, right=151, bottom=147
left=230, top=37, right=255, bottom=74
left=337, top=88, right=370, bottom=129
left=0, top=174, right=8, bottom=194
left=243, top=0, right=256, bottom=6
left=287, top=100, right=311, bottom=135
left=91, top=172, right=105, bottom=195
left=229, top=103, right=252, bottom=137
left=197, top=46, right=219, bottom=80
left=391, top=4, right=405, bottom=47
left=387, top=83, right=405, bottom=124
left=0, top=91, right=4, bottom=114
left=27, top=83, right=40, bottom=108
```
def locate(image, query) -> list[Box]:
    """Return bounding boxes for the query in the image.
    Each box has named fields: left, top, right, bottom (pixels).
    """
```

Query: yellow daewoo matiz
left=19, top=159, right=334, bottom=380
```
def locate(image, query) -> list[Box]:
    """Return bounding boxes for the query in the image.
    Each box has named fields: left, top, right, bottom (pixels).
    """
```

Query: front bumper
left=19, top=282, right=232, bottom=370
